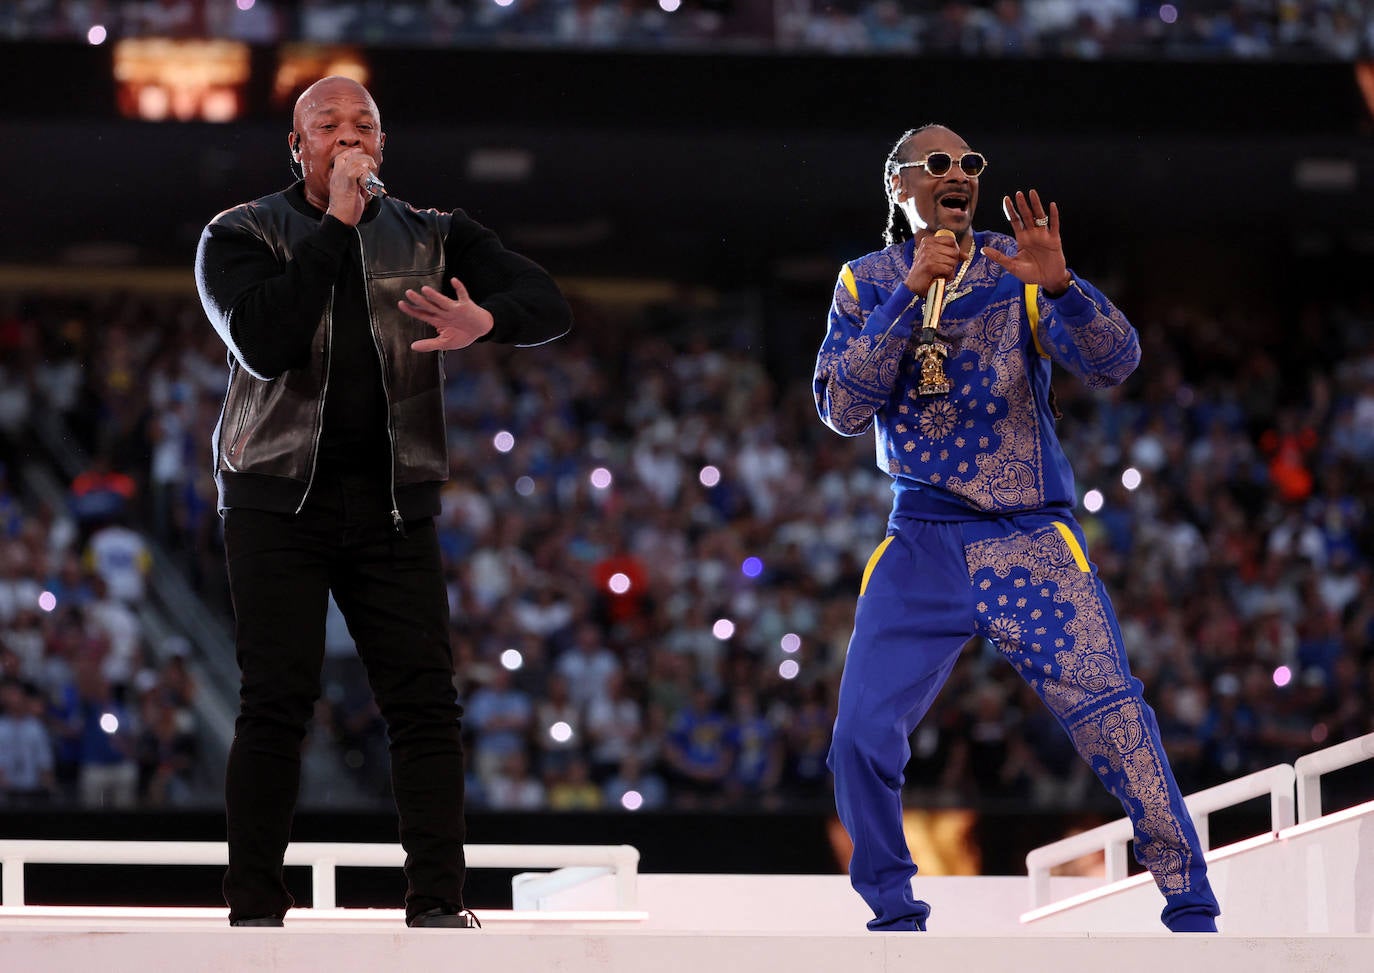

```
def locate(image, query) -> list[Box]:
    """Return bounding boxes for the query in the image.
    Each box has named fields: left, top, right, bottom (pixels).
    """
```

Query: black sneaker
left=407, top=907, right=481, bottom=929
left=229, top=916, right=284, bottom=927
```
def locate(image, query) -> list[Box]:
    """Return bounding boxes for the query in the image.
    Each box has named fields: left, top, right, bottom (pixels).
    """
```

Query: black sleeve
left=443, top=211, right=573, bottom=346
left=195, top=212, right=354, bottom=379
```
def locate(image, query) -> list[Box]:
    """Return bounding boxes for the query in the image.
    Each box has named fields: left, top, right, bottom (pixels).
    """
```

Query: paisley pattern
left=814, top=232, right=1139, bottom=512
left=964, top=523, right=1195, bottom=895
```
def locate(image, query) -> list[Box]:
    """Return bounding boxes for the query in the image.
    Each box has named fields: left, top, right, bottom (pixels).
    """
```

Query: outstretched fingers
left=1003, top=190, right=1058, bottom=234
left=399, top=278, right=469, bottom=322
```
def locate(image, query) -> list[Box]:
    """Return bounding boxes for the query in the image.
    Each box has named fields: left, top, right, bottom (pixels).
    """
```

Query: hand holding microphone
left=326, top=148, right=385, bottom=226
left=904, top=227, right=961, bottom=296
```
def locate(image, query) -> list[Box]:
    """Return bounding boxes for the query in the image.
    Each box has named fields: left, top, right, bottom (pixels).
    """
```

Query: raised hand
left=401, top=277, right=494, bottom=353
left=981, top=189, right=1072, bottom=294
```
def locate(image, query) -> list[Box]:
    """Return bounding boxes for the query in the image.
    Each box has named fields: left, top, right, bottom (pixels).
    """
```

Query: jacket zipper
left=227, top=401, right=250, bottom=459
left=354, top=225, right=405, bottom=534
left=294, top=284, right=334, bottom=514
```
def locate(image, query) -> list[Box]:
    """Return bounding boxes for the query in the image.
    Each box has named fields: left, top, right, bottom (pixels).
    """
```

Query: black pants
left=221, top=477, right=466, bottom=922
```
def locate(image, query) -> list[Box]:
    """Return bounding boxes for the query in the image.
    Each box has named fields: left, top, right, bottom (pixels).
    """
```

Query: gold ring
left=1033, top=216, right=1050, bottom=227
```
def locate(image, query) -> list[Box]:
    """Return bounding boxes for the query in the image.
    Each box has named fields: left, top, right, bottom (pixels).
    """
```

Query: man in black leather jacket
left=195, top=75, right=571, bottom=929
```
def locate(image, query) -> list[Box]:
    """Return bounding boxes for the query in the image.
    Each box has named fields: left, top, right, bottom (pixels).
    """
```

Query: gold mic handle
left=921, top=276, right=945, bottom=336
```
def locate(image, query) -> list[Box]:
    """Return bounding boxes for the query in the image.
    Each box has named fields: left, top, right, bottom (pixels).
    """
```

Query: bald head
left=293, top=76, right=379, bottom=133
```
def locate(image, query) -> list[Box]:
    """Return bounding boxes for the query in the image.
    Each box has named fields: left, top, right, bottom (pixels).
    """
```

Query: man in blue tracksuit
left=813, top=124, right=1220, bottom=933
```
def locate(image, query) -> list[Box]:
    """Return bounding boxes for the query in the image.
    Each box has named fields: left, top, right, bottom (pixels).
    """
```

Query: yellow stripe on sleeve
left=1026, top=283, right=1049, bottom=359
left=840, top=264, right=858, bottom=301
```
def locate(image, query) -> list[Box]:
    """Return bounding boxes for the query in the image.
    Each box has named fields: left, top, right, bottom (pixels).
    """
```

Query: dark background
left=4, top=43, right=1373, bottom=288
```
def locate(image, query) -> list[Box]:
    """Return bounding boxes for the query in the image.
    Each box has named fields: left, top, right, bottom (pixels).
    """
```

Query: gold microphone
left=923, top=228, right=957, bottom=329
left=916, top=228, right=957, bottom=395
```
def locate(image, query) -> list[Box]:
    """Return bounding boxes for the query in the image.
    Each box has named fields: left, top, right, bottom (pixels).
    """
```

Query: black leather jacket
left=196, top=185, right=571, bottom=519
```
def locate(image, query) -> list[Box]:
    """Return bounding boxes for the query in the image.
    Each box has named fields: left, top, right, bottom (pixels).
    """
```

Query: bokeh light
left=712, top=618, right=735, bottom=640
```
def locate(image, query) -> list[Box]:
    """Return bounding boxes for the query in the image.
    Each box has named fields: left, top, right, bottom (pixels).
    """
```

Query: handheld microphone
left=924, top=228, right=958, bottom=329
left=362, top=174, right=387, bottom=196
left=915, top=228, right=959, bottom=396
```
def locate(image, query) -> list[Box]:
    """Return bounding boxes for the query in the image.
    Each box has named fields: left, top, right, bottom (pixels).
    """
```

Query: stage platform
left=7, top=738, right=1370, bottom=970
left=2, top=904, right=1370, bottom=973
left=6, top=866, right=1374, bottom=973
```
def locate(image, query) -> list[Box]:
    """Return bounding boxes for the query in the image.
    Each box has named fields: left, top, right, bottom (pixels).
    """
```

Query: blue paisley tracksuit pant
left=827, top=504, right=1221, bottom=932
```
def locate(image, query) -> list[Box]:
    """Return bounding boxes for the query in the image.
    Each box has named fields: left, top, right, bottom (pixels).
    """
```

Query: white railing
left=1294, top=731, right=1374, bottom=823
left=0, top=840, right=639, bottom=911
left=1025, top=763, right=1295, bottom=909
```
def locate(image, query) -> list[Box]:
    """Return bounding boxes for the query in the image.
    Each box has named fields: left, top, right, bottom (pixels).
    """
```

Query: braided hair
left=882, top=123, right=941, bottom=247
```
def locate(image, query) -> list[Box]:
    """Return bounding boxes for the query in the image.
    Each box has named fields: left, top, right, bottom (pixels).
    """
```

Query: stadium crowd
left=3, top=0, right=1372, bottom=60
left=0, top=260, right=1371, bottom=814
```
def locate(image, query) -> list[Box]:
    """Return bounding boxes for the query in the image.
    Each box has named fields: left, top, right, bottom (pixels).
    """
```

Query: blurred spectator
left=70, top=658, right=139, bottom=808
left=69, top=455, right=137, bottom=535
left=556, top=622, right=622, bottom=709
left=984, top=0, right=1038, bottom=55
left=661, top=685, right=731, bottom=805
left=532, top=672, right=584, bottom=774
left=603, top=751, right=669, bottom=810
left=724, top=686, right=784, bottom=806
left=83, top=515, right=152, bottom=605
left=0, top=678, right=56, bottom=806
left=585, top=668, right=647, bottom=780
left=547, top=754, right=604, bottom=809
left=466, top=665, right=535, bottom=781
left=486, top=749, right=546, bottom=810
left=134, top=685, right=198, bottom=805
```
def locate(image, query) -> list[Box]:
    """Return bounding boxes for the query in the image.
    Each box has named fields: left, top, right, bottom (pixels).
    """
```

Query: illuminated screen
left=828, top=809, right=984, bottom=876
left=272, top=45, right=371, bottom=111
left=113, top=38, right=250, bottom=122
left=826, top=810, right=1109, bottom=878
